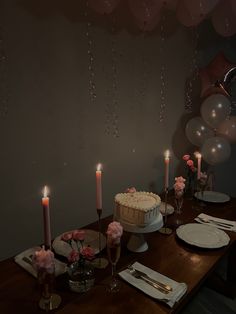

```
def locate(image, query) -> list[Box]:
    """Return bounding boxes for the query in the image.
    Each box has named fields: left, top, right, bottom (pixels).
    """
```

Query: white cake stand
left=116, top=213, right=163, bottom=253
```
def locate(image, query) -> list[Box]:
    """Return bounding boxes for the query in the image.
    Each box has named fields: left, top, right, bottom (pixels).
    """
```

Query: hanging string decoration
left=185, top=27, right=199, bottom=112
left=85, top=2, right=97, bottom=102
left=159, top=13, right=167, bottom=123
left=105, top=16, right=120, bottom=138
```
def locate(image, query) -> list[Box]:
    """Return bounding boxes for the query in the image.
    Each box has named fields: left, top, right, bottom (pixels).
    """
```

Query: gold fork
left=128, top=266, right=172, bottom=293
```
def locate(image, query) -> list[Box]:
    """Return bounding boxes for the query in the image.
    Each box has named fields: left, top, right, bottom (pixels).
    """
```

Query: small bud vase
left=37, top=267, right=61, bottom=311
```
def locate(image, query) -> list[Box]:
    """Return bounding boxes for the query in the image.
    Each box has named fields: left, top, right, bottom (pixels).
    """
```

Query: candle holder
left=92, top=208, right=108, bottom=269
left=158, top=188, right=173, bottom=235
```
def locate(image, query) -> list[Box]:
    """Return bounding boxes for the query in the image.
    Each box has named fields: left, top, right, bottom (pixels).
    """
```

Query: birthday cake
left=114, top=190, right=161, bottom=226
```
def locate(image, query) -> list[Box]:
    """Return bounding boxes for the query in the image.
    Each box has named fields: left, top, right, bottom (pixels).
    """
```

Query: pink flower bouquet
left=61, top=229, right=95, bottom=266
left=106, top=221, right=123, bottom=248
left=33, top=247, right=55, bottom=274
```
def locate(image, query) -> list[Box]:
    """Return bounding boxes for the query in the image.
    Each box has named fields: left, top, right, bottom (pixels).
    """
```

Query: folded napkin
left=195, top=213, right=236, bottom=232
left=14, top=247, right=67, bottom=278
left=119, top=262, right=187, bottom=308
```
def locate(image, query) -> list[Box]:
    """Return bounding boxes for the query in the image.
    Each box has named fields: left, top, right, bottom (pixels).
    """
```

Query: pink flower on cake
left=106, top=221, right=123, bottom=247
left=72, top=230, right=85, bottom=242
left=125, top=187, right=136, bottom=193
left=33, top=247, right=54, bottom=274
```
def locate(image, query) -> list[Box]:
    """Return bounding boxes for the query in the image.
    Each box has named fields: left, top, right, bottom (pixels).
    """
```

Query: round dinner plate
left=176, top=223, right=230, bottom=249
left=194, top=191, right=230, bottom=203
left=52, top=229, right=106, bottom=257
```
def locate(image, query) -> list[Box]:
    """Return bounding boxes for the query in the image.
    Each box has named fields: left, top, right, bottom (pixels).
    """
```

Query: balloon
left=199, top=53, right=236, bottom=98
left=201, top=94, right=231, bottom=129
left=218, top=116, right=236, bottom=143
left=176, top=0, right=205, bottom=27
left=185, top=117, right=214, bottom=147
left=201, top=136, right=231, bottom=165
left=87, top=0, right=120, bottom=14
left=129, top=0, right=162, bottom=26
left=221, top=67, right=236, bottom=96
left=212, top=1, right=236, bottom=37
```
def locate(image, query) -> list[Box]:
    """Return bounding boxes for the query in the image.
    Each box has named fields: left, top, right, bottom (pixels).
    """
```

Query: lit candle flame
left=194, top=151, right=201, bottom=159
left=43, top=186, right=48, bottom=198
left=164, top=150, right=170, bottom=159
left=96, top=163, right=102, bottom=171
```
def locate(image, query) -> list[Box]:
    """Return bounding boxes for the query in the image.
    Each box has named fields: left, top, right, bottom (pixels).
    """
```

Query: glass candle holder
left=107, top=243, right=121, bottom=293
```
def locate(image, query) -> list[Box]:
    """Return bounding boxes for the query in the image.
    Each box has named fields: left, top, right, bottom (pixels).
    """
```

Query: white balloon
left=218, top=116, right=236, bottom=143
left=185, top=116, right=214, bottom=147
left=201, top=94, right=231, bottom=129
left=201, top=136, right=231, bottom=165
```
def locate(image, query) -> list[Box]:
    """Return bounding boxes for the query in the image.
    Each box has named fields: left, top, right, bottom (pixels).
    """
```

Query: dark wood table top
left=1, top=194, right=236, bottom=314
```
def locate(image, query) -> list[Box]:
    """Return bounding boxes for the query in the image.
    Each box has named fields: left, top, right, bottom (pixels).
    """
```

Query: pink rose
left=72, top=229, right=85, bottom=242
left=33, top=248, right=54, bottom=273
left=107, top=221, right=123, bottom=247
left=61, top=232, right=73, bottom=242
left=182, top=154, right=190, bottom=161
left=125, top=187, right=136, bottom=193
left=68, top=249, right=79, bottom=263
left=186, top=159, right=194, bottom=167
left=80, top=246, right=95, bottom=260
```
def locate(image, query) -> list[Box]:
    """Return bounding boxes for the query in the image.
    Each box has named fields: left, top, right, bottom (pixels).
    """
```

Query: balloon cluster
left=185, top=93, right=235, bottom=165
left=86, top=0, right=236, bottom=36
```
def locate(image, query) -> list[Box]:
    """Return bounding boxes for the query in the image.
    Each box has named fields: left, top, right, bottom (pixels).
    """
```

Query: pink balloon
left=183, top=0, right=220, bottom=16
left=212, top=1, right=236, bottom=37
left=129, top=0, right=162, bottom=25
left=87, top=0, right=120, bottom=14
left=177, top=0, right=205, bottom=27
left=218, top=116, right=236, bottom=143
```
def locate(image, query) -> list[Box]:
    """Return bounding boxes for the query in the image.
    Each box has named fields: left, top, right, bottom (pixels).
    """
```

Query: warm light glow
left=96, top=163, right=102, bottom=171
left=164, top=150, right=170, bottom=159
left=194, top=151, right=201, bottom=159
left=43, top=186, right=48, bottom=198
left=212, top=109, right=216, bottom=118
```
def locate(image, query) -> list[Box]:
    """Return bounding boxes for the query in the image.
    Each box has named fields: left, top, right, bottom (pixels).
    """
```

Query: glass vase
left=37, top=267, right=61, bottom=311
left=174, top=192, right=184, bottom=226
left=67, top=261, right=95, bottom=293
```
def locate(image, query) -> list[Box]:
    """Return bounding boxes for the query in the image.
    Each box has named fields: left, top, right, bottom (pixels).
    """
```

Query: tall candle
left=196, top=152, right=202, bottom=180
left=96, top=164, right=102, bottom=210
left=42, top=186, right=51, bottom=249
left=164, top=150, right=170, bottom=190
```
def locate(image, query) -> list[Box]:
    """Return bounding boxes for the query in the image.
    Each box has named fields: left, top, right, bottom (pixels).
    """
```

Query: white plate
left=176, top=223, right=230, bottom=249
left=52, top=229, right=106, bottom=257
left=194, top=191, right=230, bottom=203
left=160, top=202, right=174, bottom=216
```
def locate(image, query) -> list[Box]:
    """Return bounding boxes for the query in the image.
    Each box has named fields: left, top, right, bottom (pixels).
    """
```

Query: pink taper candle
left=196, top=153, right=202, bottom=180
left=164, top=150, right=170, bottom=190
left=42, top=186, right=51, bottom=249
left=96, top=164, right=102, bottom=210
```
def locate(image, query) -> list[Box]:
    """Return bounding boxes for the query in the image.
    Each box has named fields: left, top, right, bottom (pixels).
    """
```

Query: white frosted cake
left=114, top=191, right=161, bottom=226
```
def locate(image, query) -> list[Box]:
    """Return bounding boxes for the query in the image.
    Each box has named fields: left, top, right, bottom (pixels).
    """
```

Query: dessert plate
left=176, top=223, right=230, bottom=249
left=194, top=191, right=230, bottom=203
left=52, top=229, right=106, bottom=257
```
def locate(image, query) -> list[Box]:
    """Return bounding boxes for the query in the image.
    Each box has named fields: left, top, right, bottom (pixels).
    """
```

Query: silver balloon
left=201, top=94, right=231, bottom=129
left=201, top=136, right=231, bottom=165
left=218, top=116, right=236, bottom=143
left=185, top=116, right=214, bottom=147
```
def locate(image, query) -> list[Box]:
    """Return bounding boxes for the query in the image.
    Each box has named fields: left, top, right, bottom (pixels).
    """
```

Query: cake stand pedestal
left=117, top=213, right=163, bottom=253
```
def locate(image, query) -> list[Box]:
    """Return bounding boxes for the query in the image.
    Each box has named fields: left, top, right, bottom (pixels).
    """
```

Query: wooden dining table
left=1, top=194, right=236, bottom=314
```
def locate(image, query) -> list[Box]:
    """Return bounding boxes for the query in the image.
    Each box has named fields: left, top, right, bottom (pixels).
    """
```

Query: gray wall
left=0, top=1, right=235, bottom=260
